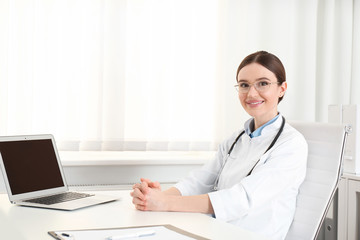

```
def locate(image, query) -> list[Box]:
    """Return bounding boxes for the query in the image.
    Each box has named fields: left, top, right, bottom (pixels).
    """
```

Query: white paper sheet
left=51, top=225, right=199, bottom=240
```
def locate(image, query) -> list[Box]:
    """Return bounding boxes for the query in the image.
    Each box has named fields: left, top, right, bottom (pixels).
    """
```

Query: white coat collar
left=243, top=113, right=284, bottom=138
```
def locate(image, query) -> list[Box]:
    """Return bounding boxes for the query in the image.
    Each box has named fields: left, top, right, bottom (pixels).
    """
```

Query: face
left=237, top=63, right=287, bottom=127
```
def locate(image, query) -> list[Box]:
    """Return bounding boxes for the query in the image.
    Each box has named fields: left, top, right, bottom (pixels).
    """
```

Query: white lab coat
left=174, top=114, right=308, bottom=240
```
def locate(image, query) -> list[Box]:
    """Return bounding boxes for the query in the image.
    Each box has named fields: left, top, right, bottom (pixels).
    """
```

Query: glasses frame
left=234, top=81, right=280, bottom=93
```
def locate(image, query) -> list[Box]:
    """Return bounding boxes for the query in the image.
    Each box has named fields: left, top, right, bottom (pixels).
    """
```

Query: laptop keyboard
left=24, top=192, right=94, bottom=205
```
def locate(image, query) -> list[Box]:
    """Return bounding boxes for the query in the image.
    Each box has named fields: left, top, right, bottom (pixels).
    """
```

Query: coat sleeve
left=208, top=132, right=308, bottom=222
left=174, top=132, right=240, bottom=196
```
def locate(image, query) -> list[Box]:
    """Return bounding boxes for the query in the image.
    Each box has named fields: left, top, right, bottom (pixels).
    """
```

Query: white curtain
left=0, top=0, right=359, bottom=151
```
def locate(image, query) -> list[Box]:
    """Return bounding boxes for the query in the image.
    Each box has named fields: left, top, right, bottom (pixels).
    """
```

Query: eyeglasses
left=234, top=81, right=280, bottom=93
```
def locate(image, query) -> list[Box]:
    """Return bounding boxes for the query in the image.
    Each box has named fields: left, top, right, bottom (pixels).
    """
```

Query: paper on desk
left=51, top=226, right=199, bottom=240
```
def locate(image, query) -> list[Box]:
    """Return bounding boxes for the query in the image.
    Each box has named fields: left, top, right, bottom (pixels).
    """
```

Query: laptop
left=0, top=134, right=120, bottom=210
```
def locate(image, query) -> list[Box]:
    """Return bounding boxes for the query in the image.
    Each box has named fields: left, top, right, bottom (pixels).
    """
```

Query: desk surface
left=0, top=190, right=268, bottom=240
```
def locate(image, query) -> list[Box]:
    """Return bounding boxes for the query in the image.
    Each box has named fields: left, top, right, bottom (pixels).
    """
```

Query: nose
left=247, top=84, right=259, bottom=96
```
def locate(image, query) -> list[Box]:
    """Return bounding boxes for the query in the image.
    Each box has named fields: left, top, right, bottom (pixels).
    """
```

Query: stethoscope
left=213, top=116, right=286, bottom=191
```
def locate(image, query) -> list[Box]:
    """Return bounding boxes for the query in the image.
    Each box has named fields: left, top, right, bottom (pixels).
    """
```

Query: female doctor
left=130, top=51, right=308, bottom=240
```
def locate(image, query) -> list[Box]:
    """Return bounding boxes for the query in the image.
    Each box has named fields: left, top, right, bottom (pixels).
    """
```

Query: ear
left=279, top=82, right=287, bottom=97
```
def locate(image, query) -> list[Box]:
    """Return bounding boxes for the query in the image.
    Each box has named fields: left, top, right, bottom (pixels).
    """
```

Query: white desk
left=0, top=190, right=269, bottom=240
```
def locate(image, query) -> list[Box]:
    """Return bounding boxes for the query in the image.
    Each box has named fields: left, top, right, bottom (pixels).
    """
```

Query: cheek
left=264, top=91, right=280, bottom=104
left=238, top=94, right=246, bottom=104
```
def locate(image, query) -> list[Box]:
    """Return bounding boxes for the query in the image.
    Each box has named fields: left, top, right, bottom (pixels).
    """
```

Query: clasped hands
left=130, top=178, right=212, bottom=213
left=130, top=178, right=170, bottom=211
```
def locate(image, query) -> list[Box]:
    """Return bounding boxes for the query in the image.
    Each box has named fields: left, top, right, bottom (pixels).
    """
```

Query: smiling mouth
left=247, top=101, right=264, bottom=105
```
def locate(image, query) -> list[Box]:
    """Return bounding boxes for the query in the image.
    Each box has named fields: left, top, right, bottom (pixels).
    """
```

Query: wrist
left=164, top=195, right=177, bottom=212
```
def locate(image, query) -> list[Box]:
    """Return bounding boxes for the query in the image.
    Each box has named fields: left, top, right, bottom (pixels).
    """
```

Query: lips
left=246, top=100, right=264, bottom=107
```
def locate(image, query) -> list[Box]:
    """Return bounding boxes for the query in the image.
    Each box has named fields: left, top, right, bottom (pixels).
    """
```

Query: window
left=1, top=0, right=359, bottom=151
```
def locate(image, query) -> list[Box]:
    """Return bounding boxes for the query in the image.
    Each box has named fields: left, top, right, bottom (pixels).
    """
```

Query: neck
left=253, top=112, right=279, bottom=130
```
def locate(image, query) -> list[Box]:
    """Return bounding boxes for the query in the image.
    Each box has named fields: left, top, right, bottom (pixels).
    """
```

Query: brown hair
left=236, top=51, right=286, bottom=103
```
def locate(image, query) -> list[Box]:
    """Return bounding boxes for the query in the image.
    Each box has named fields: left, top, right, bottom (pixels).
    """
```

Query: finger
left=132, top=187, right=146, bottom=200
left=132, top=183, right=141, bottom=189
left=132, top=182, right=149, bottom=195
left=135, top=204, right=147, bottom=211
left=141, top=181, right=148, bottom=187
left=140, top=178, right=160, bottom=189
left=132, top=196, right=146, bottom=206
left=150, top=181, right=161, bottom=189
left=140, top=181, right=150, bottom=194
left=140, top=178, right=152, bottom=184
left=141, top=178, right=154, bottom=188
left=129, top=190, right=139, bottom=198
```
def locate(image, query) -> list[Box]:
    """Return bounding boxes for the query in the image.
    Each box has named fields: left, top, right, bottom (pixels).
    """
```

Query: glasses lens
left=255, top=81, right=271, bottom=92
left=239, top=83, right=250, bottom=93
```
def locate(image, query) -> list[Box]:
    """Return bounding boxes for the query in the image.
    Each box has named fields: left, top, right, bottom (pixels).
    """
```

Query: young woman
left=130, top=51, right=308, bottom=240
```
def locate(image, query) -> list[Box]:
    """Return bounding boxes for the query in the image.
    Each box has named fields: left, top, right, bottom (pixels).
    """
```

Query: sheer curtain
left=0, top=0, right=359, bottom=151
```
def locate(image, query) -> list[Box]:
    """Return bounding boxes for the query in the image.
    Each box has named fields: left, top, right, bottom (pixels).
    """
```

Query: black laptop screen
left=0, top=139, right=65, bottom=195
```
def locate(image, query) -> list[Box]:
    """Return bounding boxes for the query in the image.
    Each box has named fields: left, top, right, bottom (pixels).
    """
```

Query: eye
left=239, top=82, right=250, bottom=88
left=258, top=81, right=270, bottom=87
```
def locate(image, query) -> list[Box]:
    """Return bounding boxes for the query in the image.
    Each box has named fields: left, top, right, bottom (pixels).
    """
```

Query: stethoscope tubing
left=213, top=116, right=286, bottom=191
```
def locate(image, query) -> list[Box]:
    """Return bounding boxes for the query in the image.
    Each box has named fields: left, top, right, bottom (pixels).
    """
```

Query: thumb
left=140, top=180, right=150, bottom=194
left=140, top=178, right=151, bottom=184
left=151, top=181, right=161, bottom=189
left=141, top=178, right=159, bottom=188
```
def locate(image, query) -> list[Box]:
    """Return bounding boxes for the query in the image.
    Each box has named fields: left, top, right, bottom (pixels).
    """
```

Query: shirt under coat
left=174, top=114, right=308, bottom=240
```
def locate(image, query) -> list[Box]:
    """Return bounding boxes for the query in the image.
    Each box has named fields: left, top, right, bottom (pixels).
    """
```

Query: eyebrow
left=237, top=77, right=271, bottom=82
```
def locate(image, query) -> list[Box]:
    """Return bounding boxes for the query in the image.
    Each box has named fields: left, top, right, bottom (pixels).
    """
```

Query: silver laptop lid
left=0, top=134, right=68, bottom=203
